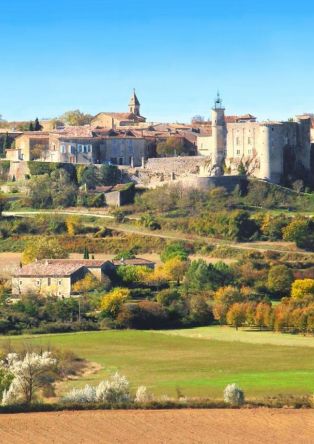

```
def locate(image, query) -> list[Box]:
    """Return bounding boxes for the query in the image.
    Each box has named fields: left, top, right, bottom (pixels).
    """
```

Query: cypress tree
left=83, top=246, right=90, bottom=259
left=34, top=118, right=42, bottom=131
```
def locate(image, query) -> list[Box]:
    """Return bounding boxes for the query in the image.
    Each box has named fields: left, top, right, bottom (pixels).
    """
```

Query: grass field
left=160, top=325, right=314, bottom=347
left=0, top=328, right=313, bottom=400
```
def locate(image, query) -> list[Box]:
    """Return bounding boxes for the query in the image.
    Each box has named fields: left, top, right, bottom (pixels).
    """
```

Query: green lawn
left=0, top=329, right=313, bottom=400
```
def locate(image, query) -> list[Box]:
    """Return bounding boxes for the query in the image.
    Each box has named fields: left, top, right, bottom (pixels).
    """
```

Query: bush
left=135, top=386, right=153, bottom=403
left=63, top=373, right=130, bottom=404
left=223, top=384, right=245, bottom=406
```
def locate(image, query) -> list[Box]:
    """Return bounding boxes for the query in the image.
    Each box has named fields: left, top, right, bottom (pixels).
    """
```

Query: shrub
left=223, top=383, right=245, bottom=406
left=63, top=373, right=130, bottom=404
left=100, top=288, right=130, bottom=318
left=95, top=373, right=130, bottom=403
left=62, top=385, right=96, bottom=403
left=135, top=386, right=153, bottom=403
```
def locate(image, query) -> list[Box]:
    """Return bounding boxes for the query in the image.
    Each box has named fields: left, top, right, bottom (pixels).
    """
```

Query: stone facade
left=197, top=96, right=311, bottom=184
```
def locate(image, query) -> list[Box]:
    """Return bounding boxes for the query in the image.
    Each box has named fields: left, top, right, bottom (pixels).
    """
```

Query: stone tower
left=129, top=89, right=141, bottom=116
left=211, top=92, right=227, bottom=169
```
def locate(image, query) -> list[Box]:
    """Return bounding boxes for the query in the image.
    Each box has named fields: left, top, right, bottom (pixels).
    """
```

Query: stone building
left=6, top=132, right=49, bottom=161
left=12, top=257, right=155, bottom=298
left=197, top=94, right=311, bottom=183
left=12, top=259, right=114, bottom=298
left=92, top=90, right=146, bottom=128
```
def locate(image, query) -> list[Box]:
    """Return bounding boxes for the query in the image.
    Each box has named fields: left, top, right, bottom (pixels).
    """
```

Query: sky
left=1, top=0, right=314, bottom=123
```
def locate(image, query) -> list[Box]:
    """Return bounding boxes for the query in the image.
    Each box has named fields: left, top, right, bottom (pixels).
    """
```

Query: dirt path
left=0, top=409, right=313, bottom=444
left=3, top=210, right=314, bottom=256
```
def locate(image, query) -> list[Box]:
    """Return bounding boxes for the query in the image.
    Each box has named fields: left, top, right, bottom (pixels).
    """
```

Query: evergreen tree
left=29, top=122, right=34, bottom=131
left=83, top=246, right=90, bottom=259
left=2, top=132, right=10, bottom=152
left=34, top=118, right=43, bottom=131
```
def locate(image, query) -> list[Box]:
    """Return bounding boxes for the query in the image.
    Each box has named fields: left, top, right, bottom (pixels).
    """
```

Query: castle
left=197, top=94, right=312, bottom=184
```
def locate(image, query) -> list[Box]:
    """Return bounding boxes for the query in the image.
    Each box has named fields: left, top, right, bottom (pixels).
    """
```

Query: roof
left=112, top=258, right=155, bottom=267
left=14, top=259, right=110, bottom=278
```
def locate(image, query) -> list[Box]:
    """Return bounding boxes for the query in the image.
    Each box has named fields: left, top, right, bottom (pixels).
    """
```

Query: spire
left=129, top=88, right=140, bottom=106
left=129, top=89, right=140, bottom=115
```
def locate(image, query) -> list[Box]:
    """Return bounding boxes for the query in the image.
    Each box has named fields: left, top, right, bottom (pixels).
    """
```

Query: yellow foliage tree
left=100, top=288, right=130, bottom=318
left=291, top=279, right=314, bottom=299
left=72, top=273, right=102, bottom=294
left=22, top=237, right=68, bottom=264
left=65, top=215, right=80, bottom=236
left=162, top=258, right=189, bottom=284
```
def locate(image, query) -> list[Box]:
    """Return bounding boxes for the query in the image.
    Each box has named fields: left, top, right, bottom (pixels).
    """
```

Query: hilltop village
left=1, top=90, right=314, bottom=188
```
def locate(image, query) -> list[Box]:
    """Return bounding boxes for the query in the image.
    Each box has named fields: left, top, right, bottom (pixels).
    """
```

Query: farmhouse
left=12, top=259, right=114, bottom=298
left=12, top=257, right=155, bottom=298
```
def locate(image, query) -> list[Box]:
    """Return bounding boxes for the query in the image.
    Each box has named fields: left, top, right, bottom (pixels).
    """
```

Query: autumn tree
left=100, top=288, right=130, bottom=318
left=282, top=218, right=314, bottom=251
left=22, top=237, right=68, bottom=264
left=254, top=302, right=272, bottom=330
left=291, top=279, right=314, bottom=299
left=226, top=303, right=246, bottom=330
left=162, top=258, right=189, bottom=284
left=72, top=273, right=104, bottom=294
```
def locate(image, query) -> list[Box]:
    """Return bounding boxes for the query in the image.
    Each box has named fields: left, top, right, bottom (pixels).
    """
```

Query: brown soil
left=0, top=409, right=313, bottom=444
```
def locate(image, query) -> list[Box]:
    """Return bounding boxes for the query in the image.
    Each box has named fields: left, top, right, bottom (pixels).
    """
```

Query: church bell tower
left=129, top=89, right=141, bottom=116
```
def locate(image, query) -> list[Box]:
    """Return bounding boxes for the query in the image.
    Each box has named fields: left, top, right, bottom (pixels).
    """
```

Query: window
left=248, top=149, right=252, bottom=155
left=58, top=280, right=62, bottom=286
left=236, top=137, right=240, bottom=146
left=119, top=157, right=123, bottom=165
left=236, top=149, right=241, bottom=155
left=248, top=137, right=252, bottom=145
left=60, top=145, right=66, bottom=154
left=48, top=277, right=51, bottom=286
left=36, top=280, right=40, bottom=286
left=19, top=280, right=22, bottom=286
left=70, top=146, right=75, bottom=154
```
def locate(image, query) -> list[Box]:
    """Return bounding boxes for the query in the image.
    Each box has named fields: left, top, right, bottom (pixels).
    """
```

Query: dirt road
left=0, top=409, right=313, bottom=444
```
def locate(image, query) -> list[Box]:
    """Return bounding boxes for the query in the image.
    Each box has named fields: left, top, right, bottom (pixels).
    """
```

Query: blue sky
left=1, top=0, right=314, bottom=123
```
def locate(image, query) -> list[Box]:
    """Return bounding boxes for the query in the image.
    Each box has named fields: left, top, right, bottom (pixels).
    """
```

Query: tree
left=254, top=302, right=272, bottom=330
left=99, top=164, right=119, bottom=185
left=282, top=218, right=314, bottom=251
left=22, top=237, right=69, bottom=264
left=100, top=288, right=130, bottom=318
left=226, top=303, right=246, bottom=330
left=72, top=273, right=103, bottom=294
left=34, top=118, right=43, bottom=131
left=223, top=384, right=245, bottom=406
left=140, top=213, right=161, bottom=230
left=267, top=265, right=294, bottom=296
left=60, top=110, right=93, bottom=126
left=83, top=246, right=90, bottom=259
left=291, top=279, right=314, bottom=299
left=2, top=132, right=11, bottom=152
left=79, top=165, right=98, bottom=189
left=160, top=242, right=189, bottom=263
left=162, top=258, right=189, bottom=284
left=117, top=265, right=151, bottom=285
left=0, top=193, right=6, bottom=217
left=1, top=352, right=57, bottom=405
left=156, top=137, right=189, bottom=157
left=28, top=122, right=34, bottom=131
